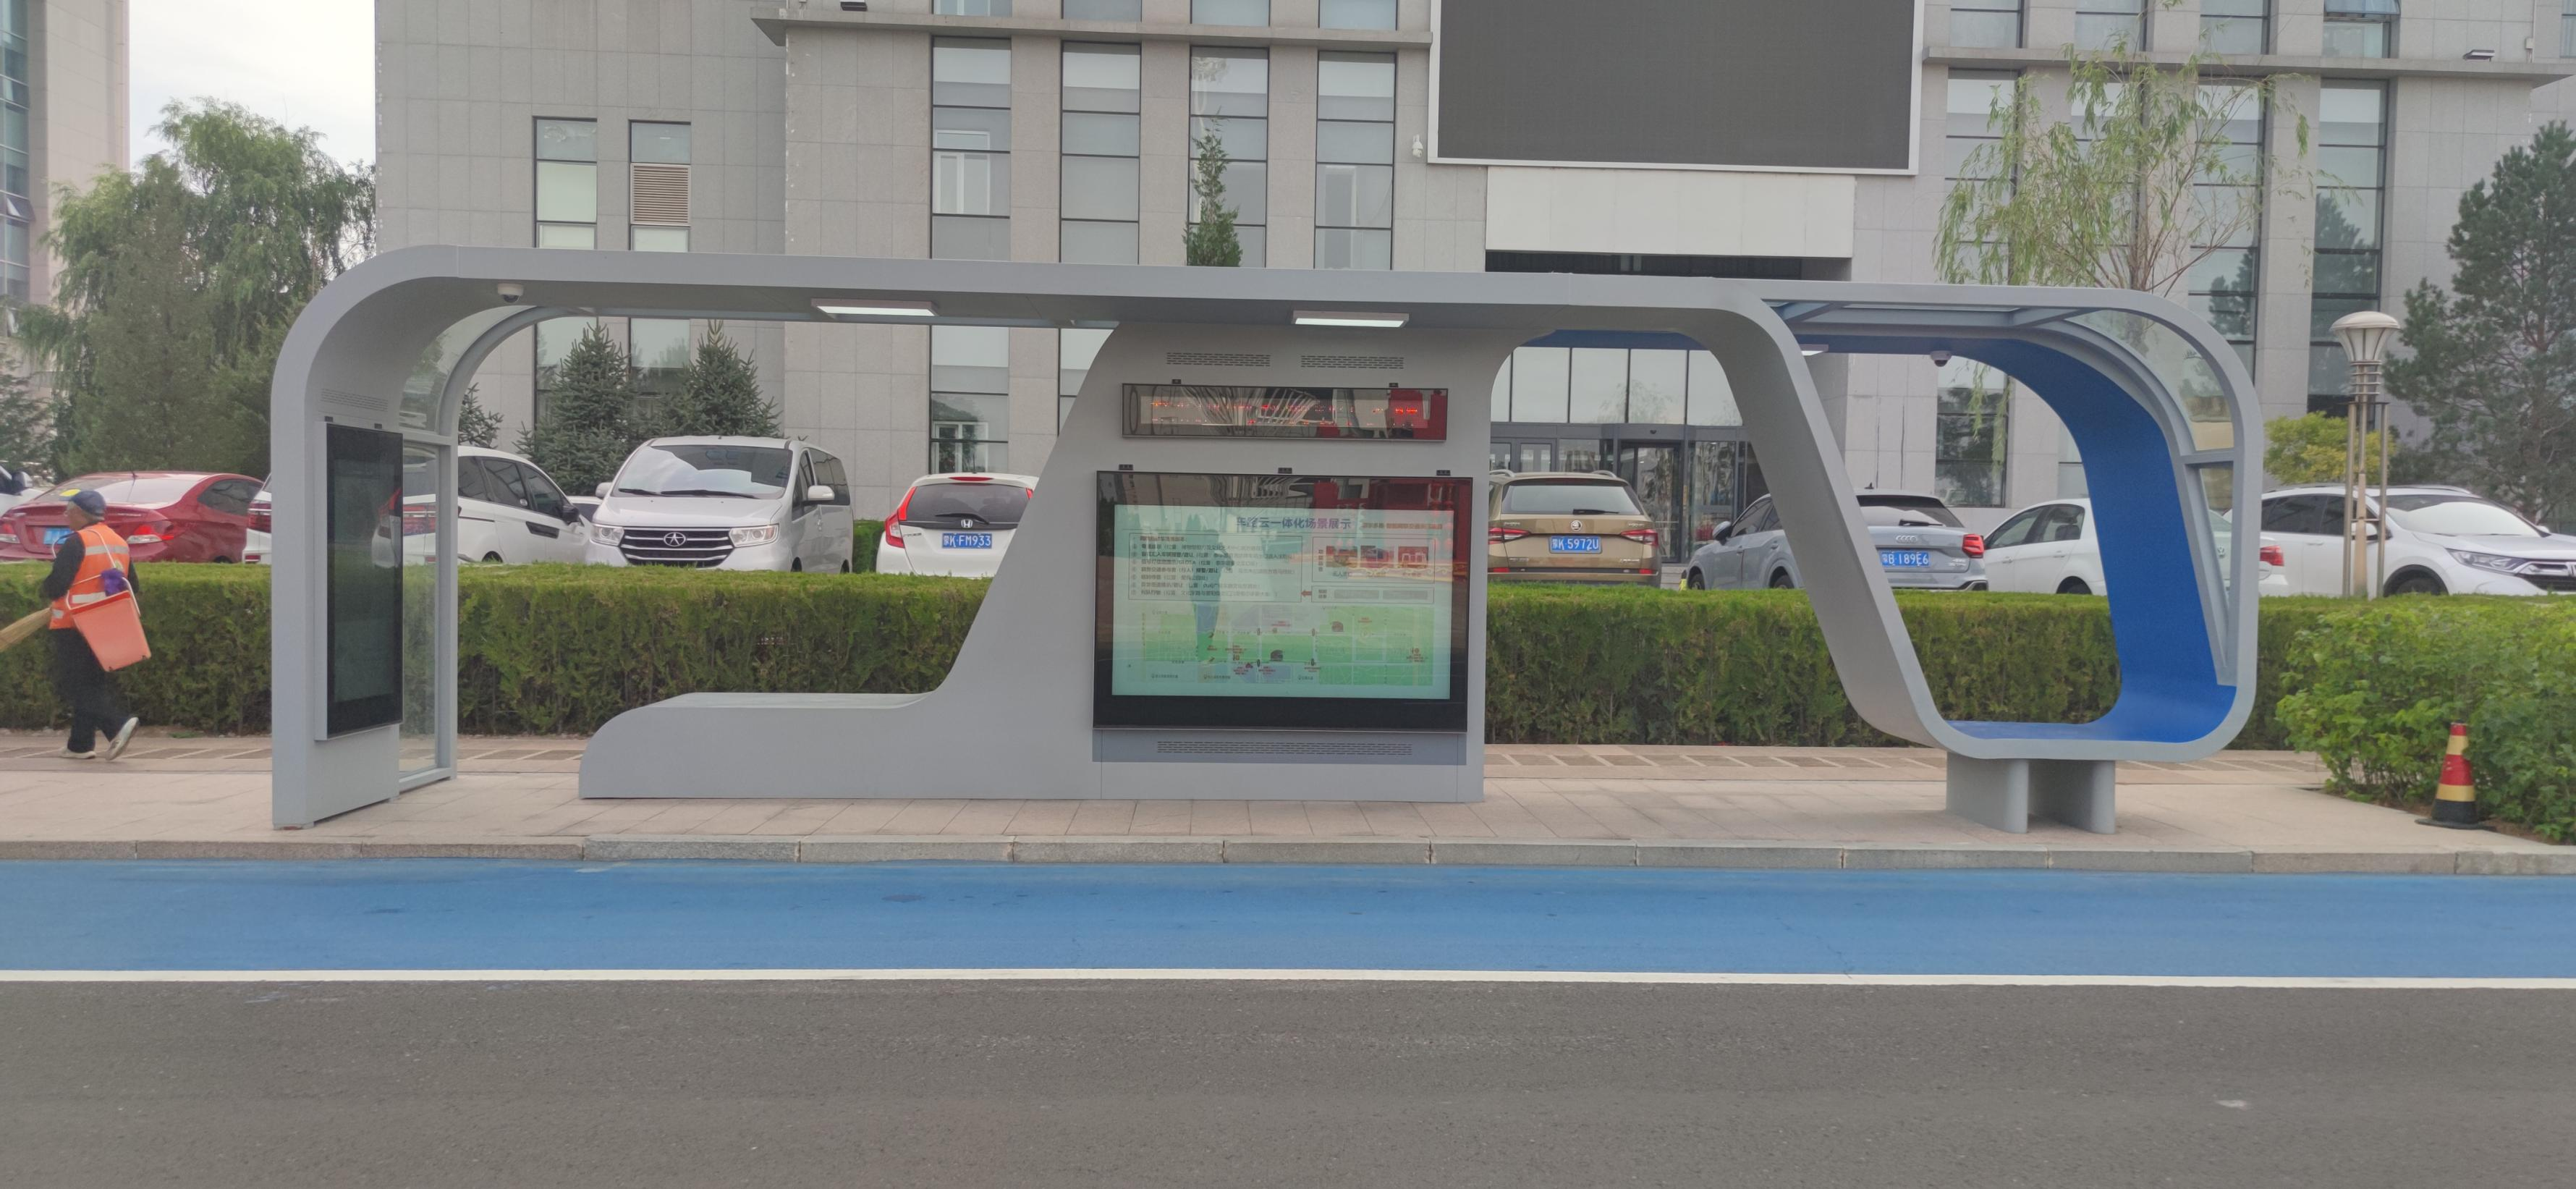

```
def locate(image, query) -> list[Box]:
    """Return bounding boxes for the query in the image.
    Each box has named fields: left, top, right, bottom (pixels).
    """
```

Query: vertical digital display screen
left=325, top=423, right=405, bottom=737
left=1095, top=473, right=1470, bottom=732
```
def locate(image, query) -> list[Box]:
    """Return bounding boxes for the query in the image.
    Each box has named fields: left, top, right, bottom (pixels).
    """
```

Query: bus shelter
left=268, top=248, right=2260, bottom=834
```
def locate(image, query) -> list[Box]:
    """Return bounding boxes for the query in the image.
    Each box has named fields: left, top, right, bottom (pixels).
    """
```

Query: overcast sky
left=129, top=0, right=374, bottom=166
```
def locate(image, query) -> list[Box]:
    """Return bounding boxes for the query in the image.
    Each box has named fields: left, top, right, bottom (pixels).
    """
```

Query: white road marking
left=4, top=969, right=2574, bottom=988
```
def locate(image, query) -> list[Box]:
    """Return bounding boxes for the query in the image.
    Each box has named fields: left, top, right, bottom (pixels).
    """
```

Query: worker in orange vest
left=43, top=488, right=140, bottom=760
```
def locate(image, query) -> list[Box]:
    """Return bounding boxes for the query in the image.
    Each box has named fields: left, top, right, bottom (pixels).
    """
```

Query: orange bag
left=72, top=589, right=151, bottom=671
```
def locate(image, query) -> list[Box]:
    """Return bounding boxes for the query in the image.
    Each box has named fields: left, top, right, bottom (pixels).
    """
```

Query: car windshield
left=2385, top=494, right=2541, bottom=538
left=904, top=482, right=1029, bottom=528
left=1501, top=481, right=1642, bottom=516
left=613, top=444, right=793, bottom=499
left=31, top=475, right=203, bottom=506
left=1857, top=496, right=1964, bottom=528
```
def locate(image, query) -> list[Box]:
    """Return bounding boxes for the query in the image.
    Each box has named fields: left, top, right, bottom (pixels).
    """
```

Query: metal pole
left=2344, top=386, right=2365, bottom=598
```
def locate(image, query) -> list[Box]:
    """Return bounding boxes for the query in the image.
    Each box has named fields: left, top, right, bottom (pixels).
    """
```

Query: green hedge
left=2277, top=597, right=2576, bottom=841
left=853, top=520, right=883, bottom=573
left=0, top=564, right=274, bottom=735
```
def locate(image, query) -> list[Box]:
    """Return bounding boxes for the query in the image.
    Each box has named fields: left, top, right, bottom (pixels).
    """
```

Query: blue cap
left=67, top=490, right=106, bottom=516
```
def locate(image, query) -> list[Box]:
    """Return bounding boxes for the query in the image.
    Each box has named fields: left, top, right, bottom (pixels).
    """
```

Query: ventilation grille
left=1300, top=354, right=1404, bottom=370
left=1165, top=351, right=1271, bottom=368
left=318, top=386, right=393, bottom=413
left=1156, top=740, right=1415, bottom=757
left=630, top=163, right=690, bottom=226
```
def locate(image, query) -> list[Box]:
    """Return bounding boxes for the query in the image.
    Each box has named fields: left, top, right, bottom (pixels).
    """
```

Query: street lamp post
left=2331, top=310, right=2401, bottom=598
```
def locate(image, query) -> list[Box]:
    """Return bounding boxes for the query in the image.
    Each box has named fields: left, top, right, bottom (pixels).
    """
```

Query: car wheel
left=211, top=556, right=234, bottom=564
left=791, top=559, right=803, bottom=572
left=1684, top=569, right=1705, bottom=590
left=1768, top=570, right=1795, bottom=590
left=482, top=552, right=503, bottom=564
left=839, top=559, right=852, bottom=574
left=2387, top=570, right=2447, bottom=597
left=2057, top=577, right=2092, bottom=595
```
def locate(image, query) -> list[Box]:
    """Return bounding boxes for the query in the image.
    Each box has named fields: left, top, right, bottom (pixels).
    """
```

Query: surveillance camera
left=497, top=282, right=525, bottom=304
left=1928, top=350, right=1953, bottom=365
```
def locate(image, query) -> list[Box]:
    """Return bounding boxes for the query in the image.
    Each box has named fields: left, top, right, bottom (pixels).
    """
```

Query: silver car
left=1685, top=491, right=1988, bottom=591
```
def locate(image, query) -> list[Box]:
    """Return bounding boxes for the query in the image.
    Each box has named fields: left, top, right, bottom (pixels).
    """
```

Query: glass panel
left=1060, top=328, right=1111, bottom=397
left=398, top=449, right=436, bottom=777
left=1063, top=153, right=1140, bottom=220
left=630, top=226, right=689, bottom=252
left=2319, top=82, right=2386, bottom=143
left=2317, top=145, right=2382, bottom=189
left=2073, top=12, right=2144, bottom=50
left=1065, top=111, right=1142, bottom=156
left=1318, top=119, right=1395, bottom=164
left=1509, top=347, right=1569, bottom=423
left=1192, top=0, right=1268, bottom=26
left=1688, top=441, right=1742, bottom=546
left=326, top=425, right=405, bottom=737
left=1062, top=219, right=1140, bottom=263
left=933, top=214, right=1012, bottom=260
left=2321, top=20, right=2391, bottom=58
left=1064, top=43, right=1142, bottom=112
left=1315, top=163, right=1393, bottom=228
left=536, top=222, right=595, bottom=250
left=1189, top=49, right=1269, bottom=117
left=2316, top=189, right=2380, bottom=250
left=931, top=324, right=1012, bottom=394
left=535, top=118, right=596, bottom=162
left=1314, top=227, right=1391, bottom=270
left=1189, top=114, right=1268, bottom=161
left=1199, top=160, right=1266, bottom=223
left=630, top=122, right=690, bottom=164
left=1685, top=351, right=1741, bottom=426
left=1321, top=0, right=1397, bottom=29
left=2315, top=250, right=2379, bottom=297
left=933, top=105, right=1014, bottom=151
left=1064, top=0, right=1143, bottom=17
left=1569, top=348, right=1627, bottom=423
left=1559, top=439, right=1604, bottom=474
left=933, top=148, right=1012, bottom=214
left=1316, top=53, right=1396, bottom=121
left=931, top=39, right=1013, bottom=107
left=1948, top=10, right=2020, bottom=48
left=535, top=161, right=596, bottom=224
left=934, top=0, right=1012, bottom=13
left=1626, top=350, right=1687, bottom=426
left=630, top=318, right=691, bottom=376
left=2200, top=14, right=2265, bottom=54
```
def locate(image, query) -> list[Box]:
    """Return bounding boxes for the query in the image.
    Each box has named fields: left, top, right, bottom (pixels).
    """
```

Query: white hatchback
left=1982, top=497, right=2291, bottom=597
left=876, top=473, right=1038, bottom=577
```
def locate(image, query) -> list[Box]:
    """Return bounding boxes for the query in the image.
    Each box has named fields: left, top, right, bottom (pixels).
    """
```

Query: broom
left=0, top=606, right=48, bottom=651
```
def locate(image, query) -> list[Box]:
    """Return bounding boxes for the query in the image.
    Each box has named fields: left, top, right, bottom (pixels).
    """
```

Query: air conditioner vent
left=1165, top=351, right=1271, bottom=368
left=631, top=163, right=690, bottom=226
left=1300, top=355, right=1404, bottom=369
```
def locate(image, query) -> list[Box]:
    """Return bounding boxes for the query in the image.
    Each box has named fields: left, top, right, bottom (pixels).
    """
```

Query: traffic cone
left=2418, top=722, right=2487, bottom=830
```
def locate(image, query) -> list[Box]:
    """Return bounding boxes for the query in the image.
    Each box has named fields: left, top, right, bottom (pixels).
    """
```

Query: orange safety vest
left=50, top=524, right=132, bottom=630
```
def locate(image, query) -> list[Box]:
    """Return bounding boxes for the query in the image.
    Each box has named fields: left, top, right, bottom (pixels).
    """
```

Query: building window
left=1320, top=0, right=1396, bottom=30
left=2187, top=82, right=2263, bottom=372
left=1190, top=47, right=1268, bottom=266
left=629, top=122, right=690, bottom=252
left=1060, top=329, right=1110, bottom=427
left=534, top=119, right=598, bottom=250
left=1192, top=0, right=1267, bottom=26
left=533, top=317, right=601, bottom=421
left=1948, top=1, right=2022, bottom=48
left=1063, top=43, right=1141, bottom=264
left=1064, top=0, right=1141, bottom=17
left=2323, top=0, right=2397, bottom=59
left=1315, top=52, right=1394, bottom=270
left=630, top=319, right=691, bottom=421
left=2565, top=1, right=2575, bottom=57
left=2200, top=0, right=2267, bottom=54
left=1936, top=360, right=2009, bottom=508
left=932, top=38, right=1012, bottom=261
left=1493, top=344, right=1740, bottom=428
left=2073, top=1, right=2146, bottom=51
left=934, top=0, right=1010, bottom=14
left=2309, top=81, right=2389, bottom=415
left=0, top=0, right=25, bottom=300
left=931, top=326, right=1011, bottom=472
left=1945, top=71, right=2017, bottom=282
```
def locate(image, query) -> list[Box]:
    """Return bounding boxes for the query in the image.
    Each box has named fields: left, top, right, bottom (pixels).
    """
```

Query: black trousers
left=50, top=628, right=129, bottom=753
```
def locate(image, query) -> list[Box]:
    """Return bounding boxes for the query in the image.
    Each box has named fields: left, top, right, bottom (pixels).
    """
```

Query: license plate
left=1549, top=536, right=1601, bottom=554
left=941, top=533, right=994, bottom=549
left=41, top=527, right=69, bottom=546
left=1880, top=549, right=1933, bottom=568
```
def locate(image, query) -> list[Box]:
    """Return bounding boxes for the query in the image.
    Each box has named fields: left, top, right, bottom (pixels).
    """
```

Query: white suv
left=2256, top=484, right=2576, bottom=596
left=876, top=473, right=1037, bottom=577
left=586, top=437, right=856, bottom=572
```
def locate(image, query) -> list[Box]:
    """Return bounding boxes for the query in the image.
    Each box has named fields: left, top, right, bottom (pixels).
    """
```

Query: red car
left=0, top=472, right=266, bottom=564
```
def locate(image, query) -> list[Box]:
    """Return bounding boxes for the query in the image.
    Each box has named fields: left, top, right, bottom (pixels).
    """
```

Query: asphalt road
left=6, top=980, right=2573, bottom=1188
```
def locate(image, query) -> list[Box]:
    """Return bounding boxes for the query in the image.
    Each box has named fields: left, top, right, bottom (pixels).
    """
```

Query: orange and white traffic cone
left=2419, top=722, right=2487, bottom=830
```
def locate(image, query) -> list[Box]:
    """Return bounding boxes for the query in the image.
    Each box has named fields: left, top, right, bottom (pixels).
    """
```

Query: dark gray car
left=1685, top=491, right=1988, bottom=591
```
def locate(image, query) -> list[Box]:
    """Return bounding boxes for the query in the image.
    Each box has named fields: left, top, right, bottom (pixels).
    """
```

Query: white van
left=585, top=436, right=855, bottom=572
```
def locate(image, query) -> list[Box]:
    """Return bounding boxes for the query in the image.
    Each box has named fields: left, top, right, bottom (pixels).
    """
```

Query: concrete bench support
left=1946, top=756, right=2118, bottom=834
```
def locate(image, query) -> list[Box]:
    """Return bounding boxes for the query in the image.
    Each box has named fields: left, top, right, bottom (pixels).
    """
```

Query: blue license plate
left=1880, top=549, right=1933, bottom=569
left=941, top=533, right=994, bottom=549
left=42, top=527, right=69, bottom=546
left=1548, top=536, right=1602, bottom=554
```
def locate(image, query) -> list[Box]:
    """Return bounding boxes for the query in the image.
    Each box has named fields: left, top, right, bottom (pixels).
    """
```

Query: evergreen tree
left=0, top=349, right=53, bottom=483
left=656, top=323, right=779, bottom=438
left=455, top=383, right=502, bottom=448
left=514, top=322, right=638, bottom=494
left=1184, top=126, right=1243, bottom=268
left=2386, top=122, right=2576, bottom=525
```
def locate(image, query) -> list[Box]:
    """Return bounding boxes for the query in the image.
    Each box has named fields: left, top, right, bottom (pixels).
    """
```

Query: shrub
left=853, top=520, right=883, bottom=573
left=2276, top=596, right=2576, bottom=839
left=0, top=562, right=272, bottom=735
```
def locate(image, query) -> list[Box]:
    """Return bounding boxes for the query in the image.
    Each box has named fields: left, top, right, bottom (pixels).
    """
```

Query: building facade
left=6, top=0, right=128, bottom=360
left=377, top=0, right=2576, bottom=542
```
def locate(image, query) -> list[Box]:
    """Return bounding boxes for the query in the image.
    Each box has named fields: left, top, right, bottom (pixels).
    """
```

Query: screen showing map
left=1095, top=473, right=1470, bottom=732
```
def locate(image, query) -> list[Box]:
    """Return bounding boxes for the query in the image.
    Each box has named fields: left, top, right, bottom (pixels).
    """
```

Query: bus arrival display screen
left=1095, top=473, right=1470, bottom=732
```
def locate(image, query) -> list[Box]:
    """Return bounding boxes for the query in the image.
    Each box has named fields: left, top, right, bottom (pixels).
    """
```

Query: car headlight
left=590, top=524, right=622, bottom=546
left=2447, top=549, right=2525, bottom=574
left=730, top=524, right=779, bottom=547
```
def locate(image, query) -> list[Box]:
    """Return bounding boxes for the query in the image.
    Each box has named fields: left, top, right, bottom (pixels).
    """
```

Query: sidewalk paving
left=0, top=732, right=2564, bottom=873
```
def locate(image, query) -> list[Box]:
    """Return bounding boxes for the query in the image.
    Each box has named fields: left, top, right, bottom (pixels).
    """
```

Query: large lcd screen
left=325, top=423, right=405, bottom=737
left=1096, top=473, right=1470, bottom=732
left=1434, top=0, right=1920, bottom=172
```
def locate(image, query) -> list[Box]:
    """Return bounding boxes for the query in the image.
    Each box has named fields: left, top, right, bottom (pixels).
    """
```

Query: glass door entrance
left=1612, top=441, right=1685, bottom=563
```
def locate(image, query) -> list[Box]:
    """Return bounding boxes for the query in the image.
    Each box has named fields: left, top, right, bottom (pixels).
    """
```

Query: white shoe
left=56, top=747, right=97, bottom=760
left=103, top=717, right=140, bottom=761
